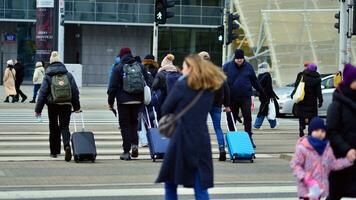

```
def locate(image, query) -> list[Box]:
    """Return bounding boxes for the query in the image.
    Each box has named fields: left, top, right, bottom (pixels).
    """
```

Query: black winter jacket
left=291, top=70, right=323, bottom=118
left=107, top=54, right=151, bottom=106
left=327, top=85, right=356, bottom=197
left=14, top=63, right=25, bottom=84
left=257, top=72, right=279, bottom=116
left=213, top=81, right=230, bottom=107
left=35, top=62, right=80, bottom=113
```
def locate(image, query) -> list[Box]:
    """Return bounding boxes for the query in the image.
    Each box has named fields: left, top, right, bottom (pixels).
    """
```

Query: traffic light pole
left=339, top=0, right=349, bottom=71
left=222, top=8, right=228, bottom=64
left=152, top=22, right=159, bottom=61
left=58, top=0, right=65, bottom=61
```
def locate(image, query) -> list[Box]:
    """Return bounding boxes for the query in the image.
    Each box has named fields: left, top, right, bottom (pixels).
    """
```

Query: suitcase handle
left=145, top=106, right=159, bottom=129
left=225, top=112, right=237, bottom=132
left=72, top=111, right=85, bottom=132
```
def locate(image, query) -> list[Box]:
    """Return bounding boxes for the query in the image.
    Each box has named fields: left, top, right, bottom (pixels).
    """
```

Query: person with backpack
left=142, top=54, right=159, bottom=79
left=156, top=54, right=226, bottom=199
left=3, top=60, right=17, bottom=103
left=107, top=48, right=151, bottom=161
left=199, top=51, right=230, bottom=161
left=13, top=59, right=27, bottom=102
left=35, top=51, right=81, bottom=161
left=253, top=62, right=279, bottom=129
left=29, top=62, right=45, bottom=103
left=291, top=63, right=323, bottom=138
left=152, top=54, right=181, bottom=118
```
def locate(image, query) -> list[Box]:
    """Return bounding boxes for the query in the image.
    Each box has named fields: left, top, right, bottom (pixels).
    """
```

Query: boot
left=29, top=98, right=36, bottom=103
left=21, top=95, right=27, bottom=103
left=219, top=147, right=226, bottom=161
left=299, top=130, right=305, bottom=138
left=131, top=145, right=139, bottom=158
left=4, top=97, right=9, bottom=103
left=64, top=146, right=72, bottom=162
left=120, top=152, right=131, bottom=161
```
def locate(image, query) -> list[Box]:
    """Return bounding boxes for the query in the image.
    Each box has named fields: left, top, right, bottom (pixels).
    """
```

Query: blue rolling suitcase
left=71, top=112, right=97, bottom=163
left=225, top=112, right=255, bottom=163
left=145, top=107, right=170, bottom=162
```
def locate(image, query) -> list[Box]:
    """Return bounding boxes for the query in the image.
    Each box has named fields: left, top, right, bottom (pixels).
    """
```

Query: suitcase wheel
left=92, top=159, right=95, bottom=163
left=250, top=159, right=254, bottom=163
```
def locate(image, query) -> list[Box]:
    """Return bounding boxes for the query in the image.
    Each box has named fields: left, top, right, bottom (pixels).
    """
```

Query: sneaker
left=29, top=100, right=36, bottom=103
left=271, top=121, right=279, bottom=129
left=131, top=145, right=139, bottom=158
left=21, top=96, right=27, bottom=103
left=3, top=100, right=9, bottom=103
left=65, top=146, right=72, bottom=162
left=253, top=125, right=260, bottom=130
left=120, top=152, right=131, bottom=161
left=219, top=147, right=226, bottom=161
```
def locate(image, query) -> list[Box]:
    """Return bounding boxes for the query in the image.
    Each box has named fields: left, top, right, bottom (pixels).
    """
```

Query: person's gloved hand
left=318, top=102, right=323, bottom=108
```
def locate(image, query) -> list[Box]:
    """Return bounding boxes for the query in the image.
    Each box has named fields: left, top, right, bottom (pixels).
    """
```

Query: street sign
left=4, top=34, right=16, bottom=42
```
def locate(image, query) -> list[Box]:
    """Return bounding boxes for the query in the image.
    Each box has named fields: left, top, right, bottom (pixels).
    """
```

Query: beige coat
left=33, top=66, right=45, bottom=84
left=3, top=67, right=17, bottom=96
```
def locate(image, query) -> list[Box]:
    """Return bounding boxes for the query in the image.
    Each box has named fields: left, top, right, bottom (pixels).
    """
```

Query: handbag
left=143, top=80, right=151, bottom=106
left=267, top=99, right=276, bottom=120
left=293, top=76, right=305, bottom=103
left=158, top=90, right=204, bottom=138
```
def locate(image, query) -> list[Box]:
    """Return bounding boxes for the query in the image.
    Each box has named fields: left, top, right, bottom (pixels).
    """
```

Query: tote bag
left=293, top=76, right=305, bottom=103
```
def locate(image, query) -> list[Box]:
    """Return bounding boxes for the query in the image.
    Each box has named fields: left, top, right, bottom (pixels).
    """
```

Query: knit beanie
left=308, top=117, right=326, bottom=135
left=304, top=61, right=312, bottom=67
left=234, top=49, right=244, bottom=59
left=119, top=47, right=132, bottom=58
left=6, top=60, right=13, bottom=66
left=50, top=51, right=61, bottom=64
left=198, top=51, right=211, bottom=61
left=35, top=62, right=43, bottom=68
left=307, top=63, right=317, bottom=72
left=343, top=63, right=356, bottom=87
left=144, top=54, right=155, bottom=60
left=161, top=54, right=175, bottom=67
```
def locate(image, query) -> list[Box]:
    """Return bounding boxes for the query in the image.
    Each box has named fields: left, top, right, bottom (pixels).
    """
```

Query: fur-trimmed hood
left=142, top=59, right=159, bottom=69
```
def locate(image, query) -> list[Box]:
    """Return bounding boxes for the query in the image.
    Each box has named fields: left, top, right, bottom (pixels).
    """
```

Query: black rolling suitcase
left=71, top=112, right=97, bottom=163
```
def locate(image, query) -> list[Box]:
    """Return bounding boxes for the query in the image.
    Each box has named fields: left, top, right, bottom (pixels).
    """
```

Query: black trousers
left=227, top=97, right=252, bottom=136
left=299, top=117, right=313, bottom=133
left=15, top=82, right=26, bottom=100
left=47, top=104, right=72, bottom=155
left=118, top=104, right=141, bottom=153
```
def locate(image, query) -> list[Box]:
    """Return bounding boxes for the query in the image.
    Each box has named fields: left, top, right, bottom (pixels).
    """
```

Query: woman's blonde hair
left=184, top=54, right=226, bottom=91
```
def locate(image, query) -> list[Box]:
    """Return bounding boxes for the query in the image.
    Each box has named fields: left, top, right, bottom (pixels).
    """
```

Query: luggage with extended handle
left=145, top=106, right=170, bottom=162
left=225, top=112, right=255, bottom=163
left=71, top=112, right=97, bottom=163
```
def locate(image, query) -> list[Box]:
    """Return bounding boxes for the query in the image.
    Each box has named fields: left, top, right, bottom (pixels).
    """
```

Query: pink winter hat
left=343, top=63, right=356, bottom=86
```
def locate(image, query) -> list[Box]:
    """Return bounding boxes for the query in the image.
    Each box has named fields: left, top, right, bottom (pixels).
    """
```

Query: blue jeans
left=209, top=107, right=225, bottom=148
left=254, top=116, right=277, bottom=129
left=33, top=84, right=41, bottom=100
left=165, top=173, right=209, bottom=200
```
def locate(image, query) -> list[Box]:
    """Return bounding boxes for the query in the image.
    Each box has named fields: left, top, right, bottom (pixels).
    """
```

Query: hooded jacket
left=327, top=84, right=356, bottom=197
left=13, top=62, right=25, bottom=84
left=107, top=54, right=151, bottom=106
left=291, top=70, right=323, bottom=118
left=35, top=62, right=80, bottom=113
left=3, top=66, right=16, bottom=96
left=33, top=65, right=45, bottom=84
left=142, top=59, right=159, bottom=79
left=290, top=137, right=352, bottom=198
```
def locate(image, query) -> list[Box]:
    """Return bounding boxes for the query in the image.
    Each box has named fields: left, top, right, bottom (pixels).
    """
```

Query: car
left=275, top=74, right=335, bottom=117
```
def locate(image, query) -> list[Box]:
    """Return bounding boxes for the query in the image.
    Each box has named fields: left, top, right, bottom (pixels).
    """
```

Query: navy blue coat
left=156, top=77, right=214, bottom=189
left=223, top=60, right=263, bottom=100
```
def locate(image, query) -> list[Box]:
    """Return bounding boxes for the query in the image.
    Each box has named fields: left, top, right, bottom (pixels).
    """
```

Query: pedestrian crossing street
left=0, top=109, right=297, bottom=161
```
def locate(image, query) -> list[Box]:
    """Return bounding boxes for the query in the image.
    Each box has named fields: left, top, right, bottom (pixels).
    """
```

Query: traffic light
left=334, top=12, right=340, bottom=33
left=155, top=0, right=175, bottom=24
left=217, top=25, right=224, bottom=44
left=227, top=13, right=240, bottom=45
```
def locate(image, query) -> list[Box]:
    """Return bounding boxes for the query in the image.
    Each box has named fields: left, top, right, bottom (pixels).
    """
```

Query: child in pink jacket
left=290, top=117, right=355, bottom=200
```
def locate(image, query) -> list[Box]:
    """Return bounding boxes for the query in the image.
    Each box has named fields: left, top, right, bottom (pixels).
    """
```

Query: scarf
left=307, top=136, right=328, bottom=156
left=158, top=63, right=177, bottom=72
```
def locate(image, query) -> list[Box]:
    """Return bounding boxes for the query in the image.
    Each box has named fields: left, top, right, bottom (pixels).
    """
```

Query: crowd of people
left=1, top=47, right=356, bottom=200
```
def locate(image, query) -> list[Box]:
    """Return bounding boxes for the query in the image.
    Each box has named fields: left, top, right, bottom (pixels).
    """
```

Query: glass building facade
left=0, top=0, right=223, bottom=84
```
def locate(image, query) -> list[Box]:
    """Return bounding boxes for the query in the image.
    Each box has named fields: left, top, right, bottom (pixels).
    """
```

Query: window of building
left=182, top=0, right=201, bottom=6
